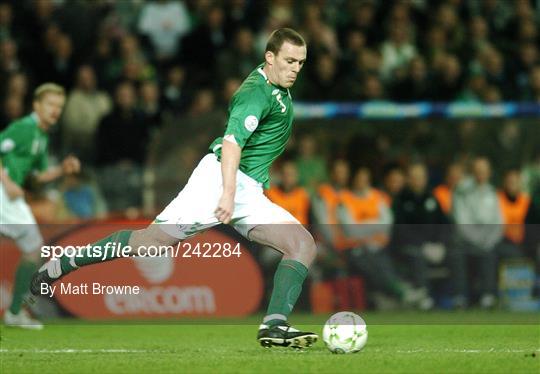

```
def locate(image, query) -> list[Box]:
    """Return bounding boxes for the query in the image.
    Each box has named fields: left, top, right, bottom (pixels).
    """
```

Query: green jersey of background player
left=1, top=83, right=80, bottom=329
left=33, top=28, right=319, bottom=348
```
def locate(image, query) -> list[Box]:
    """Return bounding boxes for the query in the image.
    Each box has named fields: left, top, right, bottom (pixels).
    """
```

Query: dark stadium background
left=0, top=0, right=539, bottom=318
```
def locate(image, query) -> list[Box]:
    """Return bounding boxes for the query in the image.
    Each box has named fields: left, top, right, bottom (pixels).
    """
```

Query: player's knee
left=16, top=229, right=44, bottom=262
left=20, top=248, right=42, bottom=263
left=283, top=228, right=316, bottom=259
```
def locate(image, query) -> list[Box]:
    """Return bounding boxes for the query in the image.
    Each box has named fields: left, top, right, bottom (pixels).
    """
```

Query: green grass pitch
left=1, top=311, right=539, bottom=373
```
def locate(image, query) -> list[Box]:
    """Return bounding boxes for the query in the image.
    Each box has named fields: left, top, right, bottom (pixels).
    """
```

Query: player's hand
left=214, top=193, right=235, bottom=224
left=61, top=155, right=81, bottom=175
left=1, top=170, right=24, bottom=200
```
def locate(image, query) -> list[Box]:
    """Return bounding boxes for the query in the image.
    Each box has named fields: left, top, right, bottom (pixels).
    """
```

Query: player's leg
left=3, top=227, right=44, bottom=330
left=32, top=154, right=221, bottom=296
left=30, top=224, right=180, bottom=296
left=1, top=184, right=44, bottom=329
left=248, top=222, right=319, bottom=348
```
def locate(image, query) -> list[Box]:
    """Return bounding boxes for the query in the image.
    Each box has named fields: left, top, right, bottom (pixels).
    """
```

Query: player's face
left=267, top=41, right=307, bottom=88
left=33, top=93, right=65, bottom=130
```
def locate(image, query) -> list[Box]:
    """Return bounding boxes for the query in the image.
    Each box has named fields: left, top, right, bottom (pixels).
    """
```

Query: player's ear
left=264, top=51, right=275, bottom=65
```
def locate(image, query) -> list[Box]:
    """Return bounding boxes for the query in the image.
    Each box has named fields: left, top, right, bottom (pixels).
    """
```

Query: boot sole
left=259, top=334, right=318, bottom=349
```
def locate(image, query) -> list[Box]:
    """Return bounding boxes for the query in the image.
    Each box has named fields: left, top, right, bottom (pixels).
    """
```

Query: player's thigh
left=131, top=223, right=179, bottom=247
left=154, top=154, right=222, bottom=239
left=248, top=222, right=315, bottom=255
left=0, top=186, right=43, bottom=255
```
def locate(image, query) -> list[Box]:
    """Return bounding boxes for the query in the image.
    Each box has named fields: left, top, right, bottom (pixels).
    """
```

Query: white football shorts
left=155, top=153, right=299, bottom=239
left=0, top=183, right=43, bottom=252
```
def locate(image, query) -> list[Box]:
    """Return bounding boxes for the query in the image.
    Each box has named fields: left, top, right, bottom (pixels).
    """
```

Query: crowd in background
left=260, top=146, right=539, bottom=310
left=2, top=0, right=540, bottom=135
left=1, top=0, right=539, bottom=310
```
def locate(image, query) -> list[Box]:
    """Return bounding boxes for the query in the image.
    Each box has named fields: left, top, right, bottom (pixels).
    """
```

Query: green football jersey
left=0, top=114, right=48, bottom=186
left=209, top=63, right=294, bottom=188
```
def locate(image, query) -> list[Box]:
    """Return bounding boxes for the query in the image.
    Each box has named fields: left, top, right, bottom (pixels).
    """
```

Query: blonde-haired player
left=1, top=83, right=80, bottom=329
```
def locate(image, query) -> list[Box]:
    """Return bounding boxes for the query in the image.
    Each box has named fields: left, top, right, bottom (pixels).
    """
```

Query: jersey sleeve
left=0, top=123, right=25, bottom=156
left=224, top=86, right=270, bottom=148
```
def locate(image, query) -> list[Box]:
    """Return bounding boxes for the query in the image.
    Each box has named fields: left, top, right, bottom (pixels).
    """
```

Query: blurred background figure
left=391, top=163, right=448, bottom=309
left=449, top=157, right=503, bottom=309
left=433, top=162, right=464, bottom=216
left=497, top=169, right=530, bottom=258
left=137, top=0, right=191, bottom=63
left=266, top=160, right=310, bottom=226
left=62, top=65, right=112, bottom=163
left=294, top=134, right=327, bottom=195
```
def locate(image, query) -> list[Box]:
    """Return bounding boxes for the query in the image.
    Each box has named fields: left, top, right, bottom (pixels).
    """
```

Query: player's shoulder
left=236, top=65, right=273, bottom=98
left=2, top=115, right=35, bottom=134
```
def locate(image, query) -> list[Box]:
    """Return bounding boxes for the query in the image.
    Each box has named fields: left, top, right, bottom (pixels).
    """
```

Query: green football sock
left=9, top=260, right=38, bottom=314
left=60, top=230, right=132, bottom=274
left=264, top=259, right=308, bottom=326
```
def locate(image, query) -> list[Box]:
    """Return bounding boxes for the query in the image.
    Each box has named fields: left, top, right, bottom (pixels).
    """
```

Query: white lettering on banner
left=104, top=286, right=216, bottom=315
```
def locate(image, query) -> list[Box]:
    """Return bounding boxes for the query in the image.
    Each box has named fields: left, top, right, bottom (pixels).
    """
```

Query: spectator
left=391, top=56, right=431, bottom=101
left=458, top=72, right=487, bottom=102
left=162, top=65, right=188, bottom=114
left=381, top=163, right=405, bottom=204
left=497, top=169, right=530, bottom=256
left=339, top=1, right=379, bottom=48
left=96, top=81, right=146, bottom=166
left=0, top=38, right=23, bottom=76
left=313, top=159, right=351, bottom=237
left=380, top=21, right=417, bottom=82
left=431, top=54, right=463, bottom=101
left=139, top=80, right=163, bottom=134
left=479, top=47, right=511, bottom=97
left=295, top=134, right=328, bottom=194
left=462, top=16, right=490, bottom=62
left=265, top=161, right=311, bottom=225
left=435, top=3, right=465, bottom=53
left=181, top=5, right=227, bottom=84
left=4, top=72, right=29, bottom=108
left=338, top=167, right=429, bottom=308
left=522, top=65, right=540, bottom=102
left=450, top=157, right=503, bottom=308
left=217, top=27, right=259, bottom=82
left=115, top=34, right=156, bottom=85
left=299, top=3, right=340, bottom=58
left=62, top=65, right=112, bottom=163
left=48, top=33, right=76, bottom=88
left=220, top=77, right=242, bottom=109
left=298, top=53, right=344, bottom=101
left=137, top=0, right=191, bottom=61
left=512, top=43, right=538, bottom=96
left=392, top=163, right=448, bottom=308
left=0, top=95, right=23, bottom=130
left=423, top=26, right=448, bottom=65
left=433, top=162, right=464, bottom=216
left=0, top=2, right=15, bottom=41
left=340, top=29, right=367, bottom=74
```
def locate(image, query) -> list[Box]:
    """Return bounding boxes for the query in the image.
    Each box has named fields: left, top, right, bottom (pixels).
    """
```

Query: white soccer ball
left=322, top=311, right=368, bottom=354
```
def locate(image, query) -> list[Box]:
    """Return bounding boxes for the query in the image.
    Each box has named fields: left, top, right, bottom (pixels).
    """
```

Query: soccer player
left=32, top=29, right=318, bottom=348
left=1, top=83, right=80, bottom=329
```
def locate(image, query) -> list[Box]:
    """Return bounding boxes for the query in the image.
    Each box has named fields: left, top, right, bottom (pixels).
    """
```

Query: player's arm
left=0, top=162, right=24, bottom=200
left=214, top=86, right=269, bottom=223
left=34, top=155, right=81, bottom=184
left=215, top=138, right=241, bottom=224
left=0, top=126, right=24, bottom=199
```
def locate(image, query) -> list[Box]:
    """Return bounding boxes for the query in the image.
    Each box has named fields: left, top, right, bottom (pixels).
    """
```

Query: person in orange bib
left=496, top=169, right=530, bottom=258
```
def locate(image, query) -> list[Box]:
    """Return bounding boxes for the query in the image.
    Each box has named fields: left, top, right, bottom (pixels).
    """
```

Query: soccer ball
left=322, top=311, right=368, bottom=354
